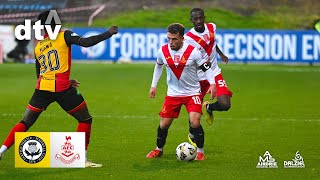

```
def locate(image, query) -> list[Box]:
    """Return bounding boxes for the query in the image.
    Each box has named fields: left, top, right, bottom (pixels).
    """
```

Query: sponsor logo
left=256, top=151, right=278, bottom=168
left=284, top=151, right=305, bottom=168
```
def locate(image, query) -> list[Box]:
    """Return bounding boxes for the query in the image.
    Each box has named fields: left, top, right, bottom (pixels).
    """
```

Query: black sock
left=189, top=120, right=195, bottom=136
left=190, top=125, right=204, bottom=148
left=156, top=126, right=168, bottom=148
left=208, top=101, right=224, bottom=111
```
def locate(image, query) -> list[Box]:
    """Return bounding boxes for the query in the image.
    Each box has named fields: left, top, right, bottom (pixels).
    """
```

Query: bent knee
left=220, top=102, right=231, bottom=111
left=189, top=120, right=201, bottom=128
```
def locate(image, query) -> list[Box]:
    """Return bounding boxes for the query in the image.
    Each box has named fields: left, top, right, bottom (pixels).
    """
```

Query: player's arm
left=200, top=62, right=217, bottom=99
left=64, top=26, right=118, bottom=47
left=197, top=49, right=217, bottom=98
left=199, top=61, right=215, bottom=85
left=216, top=45, right=228, bottom=64
left=150, top=62, right=164, bottom=98
left=150, top=51, right=164, bottom=98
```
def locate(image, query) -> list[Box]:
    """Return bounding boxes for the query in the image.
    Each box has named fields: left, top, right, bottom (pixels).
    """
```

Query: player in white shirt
left=185, top=8, right=233, bottom=146
left=146, top=23, right=216, bottom=161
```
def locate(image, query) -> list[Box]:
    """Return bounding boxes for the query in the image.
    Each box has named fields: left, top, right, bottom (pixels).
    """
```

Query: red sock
left=77, top=123, right=91, bottom=150
left=3, top=122, right=27, bottom=149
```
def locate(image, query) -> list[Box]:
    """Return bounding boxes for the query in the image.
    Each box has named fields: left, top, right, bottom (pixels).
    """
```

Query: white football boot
left=85, top=159, right=102, bottom=168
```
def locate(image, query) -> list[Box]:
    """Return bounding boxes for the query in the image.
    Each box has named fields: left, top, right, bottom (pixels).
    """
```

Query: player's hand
left=220, top=54, right=229, bottom=64
left=206, top=84, right=216, bottom=100
left=149, top=87, right=157, bottom=98
left=70, top=79, right=80, bottom=88
left=108, top=26, right=118, bottom=35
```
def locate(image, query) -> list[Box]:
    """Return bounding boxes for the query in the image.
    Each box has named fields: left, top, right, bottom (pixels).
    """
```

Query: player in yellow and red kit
left=0, top=10, right=118, bottom=168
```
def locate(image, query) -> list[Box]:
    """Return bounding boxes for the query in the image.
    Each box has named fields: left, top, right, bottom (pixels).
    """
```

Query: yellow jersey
left=34, top=31, right=71, bottom=92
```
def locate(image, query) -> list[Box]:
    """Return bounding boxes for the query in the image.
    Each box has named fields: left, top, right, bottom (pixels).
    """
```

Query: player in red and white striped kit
left=185, top=8, right=233, bottom=145
left=146, top=23, right=216, bottom=161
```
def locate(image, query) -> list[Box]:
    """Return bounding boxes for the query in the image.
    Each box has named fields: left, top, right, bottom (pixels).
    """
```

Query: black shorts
left=29, top=86, right=85, bottom=112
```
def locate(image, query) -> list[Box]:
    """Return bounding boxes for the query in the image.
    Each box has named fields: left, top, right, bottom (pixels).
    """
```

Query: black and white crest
left=19, top=136, right=46, bottom=164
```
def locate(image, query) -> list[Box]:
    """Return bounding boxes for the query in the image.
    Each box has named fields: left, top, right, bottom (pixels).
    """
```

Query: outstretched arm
left=64, top=26, right=118, bottom=47
left=216, top=45, right=228, bottom=64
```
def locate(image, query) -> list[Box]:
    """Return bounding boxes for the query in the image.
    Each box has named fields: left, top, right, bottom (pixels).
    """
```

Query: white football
left=175, top=142, right=197, bottom=161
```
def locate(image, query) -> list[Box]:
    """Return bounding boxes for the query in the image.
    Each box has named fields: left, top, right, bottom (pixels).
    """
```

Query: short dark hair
left=167, top=23, right=185, bottom=37
left=190, top=8, right=204, bottom=17
left=37, top=10, right=57, bottom=27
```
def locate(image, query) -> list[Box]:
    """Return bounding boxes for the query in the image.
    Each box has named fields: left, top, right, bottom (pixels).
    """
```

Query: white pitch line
left=1, top=113, right=320, bottom=122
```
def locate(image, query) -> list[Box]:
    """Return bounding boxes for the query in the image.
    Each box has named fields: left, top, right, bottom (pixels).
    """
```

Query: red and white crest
left=55, top=135, right=80, bottom=165
left=61, top=136, right=74, bottom=157
left=174, top=55, right=180, bottom=64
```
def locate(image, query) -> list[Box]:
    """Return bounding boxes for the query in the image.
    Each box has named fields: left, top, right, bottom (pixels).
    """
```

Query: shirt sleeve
left=156, top=48, right=164, bottom=65
left=194, top=49, right=215, bottom=84
left=151, top=49, right=165, bottom=87
left=151, top=63, right=164, bottom=88
left=64, top=30, right=112, bottom=47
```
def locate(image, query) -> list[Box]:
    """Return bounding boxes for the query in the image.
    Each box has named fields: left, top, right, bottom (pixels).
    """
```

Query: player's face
left=167, top=32, right=183, bottom=51
left=190, top=11, right=205, bottom=33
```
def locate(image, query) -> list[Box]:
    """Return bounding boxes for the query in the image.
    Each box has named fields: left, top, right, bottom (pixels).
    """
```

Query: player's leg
left=189, top=112, right=205, bottom=160
left=207, top=94, right=231, bottom=111
left=147, top=96, right=181, bottom=158
left=57, top=87, right=101, bottom=167
left=186, top=95, right=205, bottom=160
left=189, top=80, right=210, bottom=145
left=146, top=117, right=174, bottom=158
left=0, top=90, right=50, bottom=159
left=204, top=73, right=232, bottom=124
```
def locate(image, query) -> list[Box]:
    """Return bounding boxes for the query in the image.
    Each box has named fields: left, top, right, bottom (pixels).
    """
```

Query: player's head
left=190, top=8, right=205, bottom=33
left=37, top=10, right=58, bottom=29
left=167, top=23, right=185, bottom=51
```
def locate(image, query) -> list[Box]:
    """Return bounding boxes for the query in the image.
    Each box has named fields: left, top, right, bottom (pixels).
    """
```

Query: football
left=175, top=142, right=197, bottom=161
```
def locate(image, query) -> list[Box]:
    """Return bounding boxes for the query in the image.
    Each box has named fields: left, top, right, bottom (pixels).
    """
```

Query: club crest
left=55, top=136, right=80, bottom=164
left=19, top=136, right=46, bottom=164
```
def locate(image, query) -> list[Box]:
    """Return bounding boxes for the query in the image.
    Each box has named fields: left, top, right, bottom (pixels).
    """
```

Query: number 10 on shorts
left=192, top=96, right=201, bottom=105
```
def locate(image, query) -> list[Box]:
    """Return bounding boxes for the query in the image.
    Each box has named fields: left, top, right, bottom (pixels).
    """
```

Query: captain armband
left=199, top=62, right=212, bottom=72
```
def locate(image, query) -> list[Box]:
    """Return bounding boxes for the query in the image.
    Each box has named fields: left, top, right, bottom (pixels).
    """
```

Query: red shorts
left=159, top=95, right=202, bottom=118
left=199, top=73, right=233, bottom=100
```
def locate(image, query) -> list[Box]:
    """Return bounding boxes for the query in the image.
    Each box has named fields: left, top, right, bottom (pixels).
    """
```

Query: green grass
left=66, top=7, right=318, bottom=30
left=0, top=63, right=320, bottom=179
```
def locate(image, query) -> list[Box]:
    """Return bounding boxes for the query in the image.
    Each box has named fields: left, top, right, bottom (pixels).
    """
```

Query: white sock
left=156, top=147, right=163, bottom=151
left=197, top=148, right=204, bottom=153
left=0, top=145, right=8, bottom=154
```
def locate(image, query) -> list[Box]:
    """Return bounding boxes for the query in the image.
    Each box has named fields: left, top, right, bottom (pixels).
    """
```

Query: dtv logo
left=15, top=10, right=61, bottom=40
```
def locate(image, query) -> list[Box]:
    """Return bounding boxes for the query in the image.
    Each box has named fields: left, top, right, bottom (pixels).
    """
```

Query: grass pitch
left=0, top=63, right=319, bottom=179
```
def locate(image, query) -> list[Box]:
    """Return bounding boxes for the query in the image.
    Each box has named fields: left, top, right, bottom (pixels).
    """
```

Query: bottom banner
left=15, top=132, right=85, bottom=168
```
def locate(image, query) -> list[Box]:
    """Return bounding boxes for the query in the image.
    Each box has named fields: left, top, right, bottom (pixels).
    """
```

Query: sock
left=190, top=125, right=204, bottom=148
left=0, top=145, right=8, bottom=154
left=208, top=101, right=224, bottom=111
left=197, top=147, right=204, bottom=153
left=3, top=122, right=27, bottom=150
left=156, top=147, right=163, bottom=151
left=77, top=122, right=92, bottom=150
left=189, top=120, right=195, bottom=136
left=156, top=126, right=168, bottom=148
